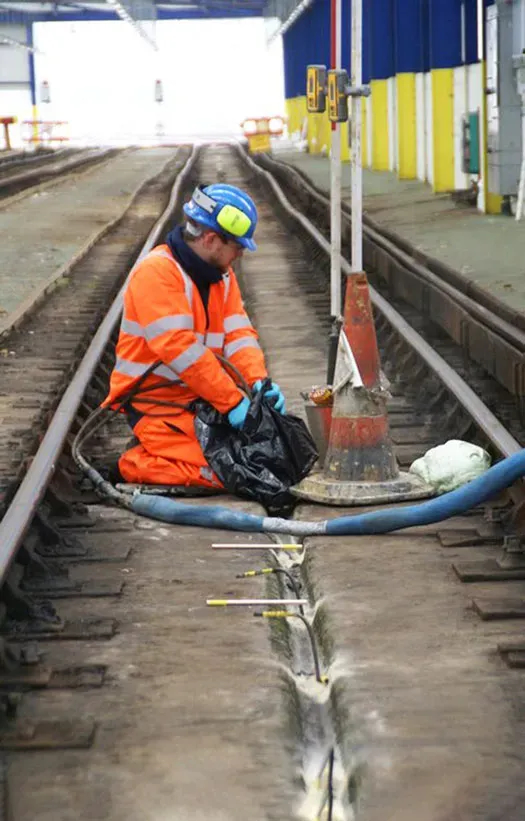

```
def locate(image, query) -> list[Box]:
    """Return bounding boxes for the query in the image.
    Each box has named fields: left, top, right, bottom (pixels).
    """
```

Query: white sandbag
left=409, top=440, right=491, bottom=494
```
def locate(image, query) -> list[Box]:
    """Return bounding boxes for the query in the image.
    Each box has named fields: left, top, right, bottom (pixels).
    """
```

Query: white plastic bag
left=409, top=440, right=491, bottom=495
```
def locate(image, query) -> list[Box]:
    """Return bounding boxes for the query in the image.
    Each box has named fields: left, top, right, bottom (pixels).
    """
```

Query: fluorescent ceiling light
left=267, top=0, right=313, bottom=43
left=105, top=0, right=158, bottom=50
left=0, top=33, right=41, bottom=52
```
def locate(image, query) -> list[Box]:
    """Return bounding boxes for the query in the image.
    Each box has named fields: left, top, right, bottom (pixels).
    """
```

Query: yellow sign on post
left=307, top=65, right=327, bottom=113
left=241, top=116, right=285, bottom=155
left=247, top=132, right=272, bottom=154
left=327, top=69, right=349, bottom=123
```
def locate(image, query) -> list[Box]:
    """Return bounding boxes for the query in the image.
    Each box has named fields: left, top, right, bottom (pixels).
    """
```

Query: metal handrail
left=237, top=143, right=522, bottom=459
left=259, top=153, right=525, bottom=353
left=0, top=145, right=198, bottom=584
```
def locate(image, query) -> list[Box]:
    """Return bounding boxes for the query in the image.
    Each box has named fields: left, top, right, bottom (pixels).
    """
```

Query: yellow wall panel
left=431, top=69, right=454, bottom=192
left=396, top=73, right=417, bottom=179
left=285, top=96, right=307, bottom=138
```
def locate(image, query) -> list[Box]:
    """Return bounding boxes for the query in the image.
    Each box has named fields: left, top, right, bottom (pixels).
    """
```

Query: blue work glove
left=253, top=379, right=286, bottom=414
left=227, top=397, right=250, bottom=429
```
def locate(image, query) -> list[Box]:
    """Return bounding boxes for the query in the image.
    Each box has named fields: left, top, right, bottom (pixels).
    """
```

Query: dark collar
left=166, top=225, right=223, bottom=287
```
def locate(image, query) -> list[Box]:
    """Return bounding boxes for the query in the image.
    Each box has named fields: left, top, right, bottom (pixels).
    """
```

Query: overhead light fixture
left=41, top=80, right=51, bottom=103
left=0, top=34, right=41, bottom=54
left=105, top=0, right=158, bottom=50
left=267, top=0, right=313, bottom=44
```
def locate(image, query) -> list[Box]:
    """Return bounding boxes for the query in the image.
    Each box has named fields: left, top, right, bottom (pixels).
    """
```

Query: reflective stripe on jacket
left=103, top=244, right=268, bottom=416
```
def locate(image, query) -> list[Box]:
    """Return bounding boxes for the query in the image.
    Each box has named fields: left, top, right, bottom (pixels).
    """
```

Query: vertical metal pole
left=351, top=0, right=363, bottom=273
left=461, top=0, right=469, bottom=166
left=26, top=23, right=39, bottom=145
left=477, top=0, right=484, bottom=62
left=477, top=0, right=487, bottom=212
left=518, top=3, right=525, bottom=220
left=516, top=100, right=525, bottom=221
left=327, top=0, right=343, bottom=384
left=330, top=0, right=342, bottom=318
left=461, top=0, right=471, bottom=188
left=419, top=6, right=427, bottom=181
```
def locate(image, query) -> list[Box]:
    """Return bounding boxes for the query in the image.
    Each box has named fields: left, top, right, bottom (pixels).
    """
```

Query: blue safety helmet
left=183, top=183, right=258, bottom=251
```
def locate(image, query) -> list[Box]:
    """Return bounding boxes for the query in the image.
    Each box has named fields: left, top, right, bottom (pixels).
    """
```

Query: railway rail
left=257, top=152, right=525, bottom=444
left=0, top=142, right=523, bottom=819
left=0, top=146, right=121, bottom=200
left=0, top=146, right=191, bottom=512
left=0, top=148, right=56, bottom=172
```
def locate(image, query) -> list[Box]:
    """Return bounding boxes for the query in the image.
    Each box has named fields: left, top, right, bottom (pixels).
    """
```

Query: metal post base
left=291, top=470, right=433, bottom=506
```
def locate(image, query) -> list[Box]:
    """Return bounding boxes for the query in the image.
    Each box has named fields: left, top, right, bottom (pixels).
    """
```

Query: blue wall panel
left=369, top=0, right=395, bottom=80
left=283, top=21, right=305, bottom=98
left=464, top=0, right=478, bottom=64
left=362, top=0, right=371, bottom=83
left=342, top=0, right=351, bottom=74
left=283, top=0, right=330, bottom=98
left=429, top=0, right=462, bottom=69
left=419, top=0, right=430, bottom=72
left=394, top=0, right=423, bottom=73
left=308, top=0, right=331, bottom=68
left=282, top=0, right=485, bottom=100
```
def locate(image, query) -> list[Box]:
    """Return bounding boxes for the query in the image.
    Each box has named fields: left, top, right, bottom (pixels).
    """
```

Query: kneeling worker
left=103, top=183, right=286, bottom=489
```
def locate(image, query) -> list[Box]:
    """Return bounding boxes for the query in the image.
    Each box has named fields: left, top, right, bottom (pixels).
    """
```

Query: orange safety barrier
left=240, top=116, right=286, bottom=154
left=0, top=117, right=17, bottom=150
left=22, top=120, right=69, bottom=147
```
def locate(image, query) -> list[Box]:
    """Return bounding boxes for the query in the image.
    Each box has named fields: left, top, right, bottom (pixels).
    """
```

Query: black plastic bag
left=193, top=380, right=318, bottom=514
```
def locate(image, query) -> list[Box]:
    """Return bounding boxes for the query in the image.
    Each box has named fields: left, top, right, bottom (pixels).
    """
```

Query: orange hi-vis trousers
left=118, top=411, right=223, bottom=489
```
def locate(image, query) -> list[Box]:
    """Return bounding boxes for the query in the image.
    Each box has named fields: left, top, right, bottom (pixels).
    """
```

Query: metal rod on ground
left=206, top=599, right=308, bottom=607
left=236, top=567, right=305, bottom=614
left=328, top=0, right=343, bottom=385
left=211, top=543, right=303, bottom=551
left=351, top=0, right=363, bottom=273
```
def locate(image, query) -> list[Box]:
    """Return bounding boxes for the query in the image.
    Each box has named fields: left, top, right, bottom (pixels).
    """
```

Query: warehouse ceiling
left=0, top=0, right=303, bottom=54
left=0, top=0, right=271, bottom=23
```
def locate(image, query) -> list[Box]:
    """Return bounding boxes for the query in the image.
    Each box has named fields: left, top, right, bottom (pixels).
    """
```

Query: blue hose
left=130, top=450, right=525, bottom=537
left=326, top=450, right=524, bottom=535
left=131, top=494, right=265, bottom=532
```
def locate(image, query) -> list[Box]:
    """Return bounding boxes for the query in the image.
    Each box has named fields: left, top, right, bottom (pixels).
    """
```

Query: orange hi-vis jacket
left=104, top=244, right=268, bottom=419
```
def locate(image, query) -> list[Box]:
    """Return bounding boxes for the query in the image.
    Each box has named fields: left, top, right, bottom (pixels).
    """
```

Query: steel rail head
left=258, top=152, right=525, bottom=354
left=235, top=143, right=521, bottom=460
left=0, top=144, right=200, bottom=584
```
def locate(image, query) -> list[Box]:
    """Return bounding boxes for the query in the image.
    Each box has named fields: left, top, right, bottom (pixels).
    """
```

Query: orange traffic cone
left=294, top=272, right=431, bottom=505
